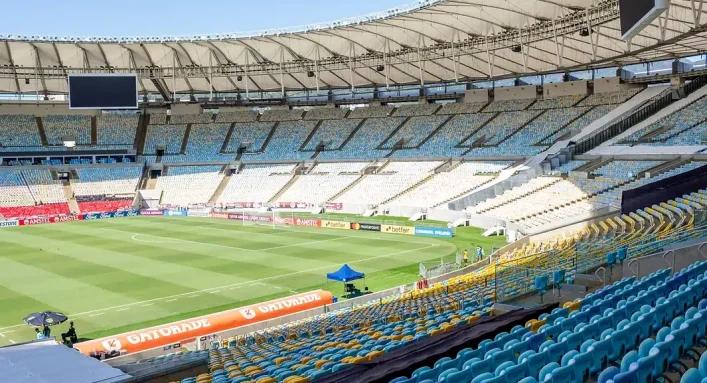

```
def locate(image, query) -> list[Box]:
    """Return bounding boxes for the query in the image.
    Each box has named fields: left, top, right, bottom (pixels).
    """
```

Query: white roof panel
left=0, top=0, right=705, bottom=93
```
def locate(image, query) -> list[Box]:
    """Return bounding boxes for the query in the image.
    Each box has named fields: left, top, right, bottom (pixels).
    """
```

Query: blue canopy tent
left=327, top=264, right=366, bottom=298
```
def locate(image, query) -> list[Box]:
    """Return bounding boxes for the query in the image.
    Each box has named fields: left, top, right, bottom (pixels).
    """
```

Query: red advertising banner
left=74, top=290, right=333, bottom=356
left=325, top=202, right=343, bottom=211
left=231, top=202, right=258, bottom=209
left=140, top=210, right=164, bottom=216
left=293, top=218, right=321, bottom=227
left=228, top=213, right=272, bottom=222
left=277, top=202, right=313, bottom=209
left=226, top=214, right=320, bottom=227
left=19, top=215, right=83, bottom=226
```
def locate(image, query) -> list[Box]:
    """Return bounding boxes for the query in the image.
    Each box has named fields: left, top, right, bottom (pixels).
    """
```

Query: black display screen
left=69, top=75, right=138, bottom=109
left=620, top=0, right=657, bottom=37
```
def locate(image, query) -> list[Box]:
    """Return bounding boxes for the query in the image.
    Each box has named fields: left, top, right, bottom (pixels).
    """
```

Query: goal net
left=235, top=210, right=293, bottom=229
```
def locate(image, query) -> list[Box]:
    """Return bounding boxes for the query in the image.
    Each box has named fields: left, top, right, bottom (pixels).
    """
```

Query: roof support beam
left=121, top=45, right=148, bottom=97
left=485, top=33, right=494, bottom=78
left=314, top=46, right=321, bottom=93
left=138, top=43, right=172, bottom=99
left=691, top=0, right=705, bottom=28
left=171, top=49, right=176, bottom=100
left=28, top=43, right=47, bottom=97
left=199, top=41, right=247, bottom=92
left=262, top=37, right=310, bottom=90
left=585, top=10, right=598, bottom=61
left=552, top=9, right=566, bottom=67
left=384, top=39, right=391, bottom=88
left=232, top=40, right=284, bottom=93
left=167, top=45, right=194, bottom=94
left=245, top=49, right=250, bottom=98
left=4, top=41, right=21, bottom=94
left=518, top=22, right=529, bottom=72
left=452, top=31, right=459, bottom=83
left=349, top=42, right=355, bottom=91
left=279, top=46, right=285, bottom=96
left=176, top=42, right=214, bottom=94
left=417, top=34, right=425, bottom=87
left=52, top=43, right=69, bottom=84
left=96, top=44, right=114, bottom=72
left=658, top=3, right=671, bottom=41
left=75, top=44, right=90, bottom=70
left=311, top=29, right=386, bottom=86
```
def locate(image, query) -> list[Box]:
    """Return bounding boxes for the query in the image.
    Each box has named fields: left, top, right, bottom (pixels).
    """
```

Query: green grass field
left=0, top=215, right=504, bottom=347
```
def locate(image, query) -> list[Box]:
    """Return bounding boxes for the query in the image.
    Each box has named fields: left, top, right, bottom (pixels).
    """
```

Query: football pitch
left=0, top=216, right=503, bottom=347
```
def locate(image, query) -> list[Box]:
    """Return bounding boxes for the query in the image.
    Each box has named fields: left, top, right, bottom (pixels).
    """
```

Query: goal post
left=271, top=210, right=293, bottom=229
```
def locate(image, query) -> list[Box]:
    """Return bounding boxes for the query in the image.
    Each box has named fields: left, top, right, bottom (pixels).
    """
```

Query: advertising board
left=84, top=212, right=116, bottom=220
left=228, top=213, right=271, bottom=222
left=293, top=218, right=321, bottom=227
left=163, top=210, right=188, bottom=217
left=321, top=220, right=349, bottom=230
left=74, top=290, right=333, bottom=355
left=187, top=210, right=211, bottom=217
left=414, top=227, right=454, bottom=238
left=350, top=222, right=381, bottom=232
left=380, top=224, right=415, bottom=236
left=140, top=210, right=164, bottom=216
left=325, top=202, right=343, bottom=211
left=19, top=215, right=83, bottom=226
left=0, top=220, right=19, bottom=228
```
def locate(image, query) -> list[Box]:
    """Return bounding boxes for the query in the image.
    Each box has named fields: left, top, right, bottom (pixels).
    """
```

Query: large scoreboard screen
left=68, top=74, right=138, bottom=109
left=620, top=0, right=669, bottom=40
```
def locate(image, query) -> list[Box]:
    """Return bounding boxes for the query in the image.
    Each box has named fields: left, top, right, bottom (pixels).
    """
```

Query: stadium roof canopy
left=1, top=0, right=707, bottom=95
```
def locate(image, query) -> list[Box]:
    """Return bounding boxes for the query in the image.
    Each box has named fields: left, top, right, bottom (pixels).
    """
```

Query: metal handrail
left=663, top=250, right=675, bottom=275
left=628, top=259, right=640, bottom=278
left=699, top=243, right=707, bottom=260
left=595, top=267, right=607, bottom=287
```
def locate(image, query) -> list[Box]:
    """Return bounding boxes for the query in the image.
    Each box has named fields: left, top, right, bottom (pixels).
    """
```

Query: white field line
left=259, top=236, right=350, bottom=251
left=165, top=298, right=178, bottom=302
left=137, top=217, right=433, bottom=246
left=116, top=230, right=255, bottom=252
left=0, top=333, right=5, bottom=338
left=116, top=308, right=131, bottom=312
left=9, top=339, right=16, bottom=344
left=0, top=243, right=438, bottom=333
left=126, top=230, right=356, bottom=253
left=109, top=226, right=430, bottom=255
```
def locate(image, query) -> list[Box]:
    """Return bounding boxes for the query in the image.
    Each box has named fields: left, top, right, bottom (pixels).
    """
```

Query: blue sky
left=2, top=0, right=408, bottom=36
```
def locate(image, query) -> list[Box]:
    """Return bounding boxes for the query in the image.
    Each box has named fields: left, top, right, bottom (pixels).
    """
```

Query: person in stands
left=476, top=246, right=483, bottom=262
left=463, top=249, right=469, bottom=266
left=35, top=328, right=45, bottom=340
left=42, top=325, right=51, bottom=338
